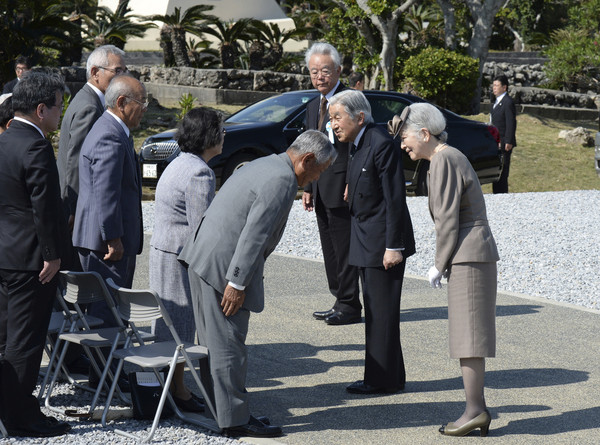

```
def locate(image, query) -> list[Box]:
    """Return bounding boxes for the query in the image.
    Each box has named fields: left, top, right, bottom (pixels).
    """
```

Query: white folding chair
left=102, top=278, right=220, bottom=442
left=43, top=271, right=153, bottom=417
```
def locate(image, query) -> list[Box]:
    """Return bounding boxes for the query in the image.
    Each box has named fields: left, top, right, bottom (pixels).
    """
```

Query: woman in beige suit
left=396, top=103, right=499, bottom=437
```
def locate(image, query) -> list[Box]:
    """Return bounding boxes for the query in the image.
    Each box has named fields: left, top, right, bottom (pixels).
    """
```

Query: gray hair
left=289, top=130, right=337, bottom=165
left=304, top=42, right=341, bottom=69
left=328, top=89, right=374, bottom=125
left=104, top=74, right=143, bottom=109
left=404, top=103, right=448, bottom=143
left=86, top=45, right=126, bottom=79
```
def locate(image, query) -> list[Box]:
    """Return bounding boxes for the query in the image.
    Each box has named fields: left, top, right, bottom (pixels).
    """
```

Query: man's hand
left=39, top=259, right=61, bottom=284
left=302, top=191, right=314, bottom=211
left=383, top=249, right=403, bottom=270
left=104, top=238, right=124, bottom=261
left=343, top=184, right=348, bottom=202
left=221, top=285, right=246, bottom=316
left=504, top=143, right=513, bottom=152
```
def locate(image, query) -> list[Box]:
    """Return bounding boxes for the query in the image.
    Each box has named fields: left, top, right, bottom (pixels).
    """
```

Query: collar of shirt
left=322, top=80, right=341, bottom=103
left=106, top=109, right=130, bottom=137
left=352, top=126, right=367, bottom=149
left=494, top=91, right=507, bottom=106
left=87, top=82, right=106, bottom=108
left=12, top=116, right=45, bottom=138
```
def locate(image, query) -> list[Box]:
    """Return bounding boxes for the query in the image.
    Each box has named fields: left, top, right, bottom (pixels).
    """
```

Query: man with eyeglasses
left=2, top=55, right=32, bottom=94
left=0, top=70, right=72, bottom=438
left=302, top=42, right=361, bottom=326
left=57, top=45, right=128, bottom=235
left=73, top=75, right=146, bottom=341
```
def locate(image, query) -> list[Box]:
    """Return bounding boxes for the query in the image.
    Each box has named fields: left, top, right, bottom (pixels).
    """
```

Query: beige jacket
left=428, top=146, right=499, bottom=272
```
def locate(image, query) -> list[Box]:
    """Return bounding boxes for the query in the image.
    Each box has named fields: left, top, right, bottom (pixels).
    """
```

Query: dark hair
left=493, top=74, right=509, bottom=87
left=15, top=55, right=32, bottom=70
left=0, top=95, right=13, bottom=129
left=348, top=72, right=364, bottom=87
left=175, top=107, right=223, bottom=155
left=12, top=70, right=65, bottom=115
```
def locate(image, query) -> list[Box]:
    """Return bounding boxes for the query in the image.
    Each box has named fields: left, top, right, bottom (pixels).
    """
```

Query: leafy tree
left=198, top=18, right=254, bottom=69
left=148, top=5, right=216, bottom=67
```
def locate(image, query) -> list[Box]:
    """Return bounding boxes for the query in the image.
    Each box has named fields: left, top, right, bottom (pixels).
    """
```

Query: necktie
left=318, top=96, right=328, bottom=130
left=350, top=143, right=357, bottom=159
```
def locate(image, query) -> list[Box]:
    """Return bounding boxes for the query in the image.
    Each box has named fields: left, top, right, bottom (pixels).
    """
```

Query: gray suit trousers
left=189, top=270, right=250, bottom=428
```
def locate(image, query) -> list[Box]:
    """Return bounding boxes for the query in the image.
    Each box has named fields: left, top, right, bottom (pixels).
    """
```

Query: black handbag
left=128, top=372, right=174, bottom=420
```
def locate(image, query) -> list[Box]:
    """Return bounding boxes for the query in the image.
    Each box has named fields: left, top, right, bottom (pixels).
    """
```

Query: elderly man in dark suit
left=491, top=74, right=517, bottom=194
left=58, top=45, right=127, bottom=231
left=179, top=130, right=336, bottom=438
left=73, top=75, right=146, bottom=331
left=302, top=42, right=361, bottom=326
left=0, top=70, right=72, bottom=437
left=329, top=89, right=415, bottom=394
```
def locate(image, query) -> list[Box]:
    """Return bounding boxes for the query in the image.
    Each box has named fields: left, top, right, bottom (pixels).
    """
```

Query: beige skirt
left=447, top=262, right=497, bottom=359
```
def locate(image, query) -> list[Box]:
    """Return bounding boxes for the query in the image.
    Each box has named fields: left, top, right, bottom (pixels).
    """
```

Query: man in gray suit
left=179, top=130, right=336, bottom=438
left=57, top=45, right=127, bottom=231
left=73, top=75, right=146, bottom=331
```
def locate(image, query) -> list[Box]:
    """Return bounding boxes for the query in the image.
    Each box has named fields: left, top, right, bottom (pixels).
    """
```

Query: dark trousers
left=493, top=149, right=512, bottom=194
left=0, top=269, right=56, bottom=427
left=315, top=193, right=361, bottom=315
left=360, top=262, right=406, bottom=390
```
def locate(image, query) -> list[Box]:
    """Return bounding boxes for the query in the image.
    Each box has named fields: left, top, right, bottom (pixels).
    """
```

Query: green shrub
left=176, top=93, right=197, bottom=121
left=402, top=47, right=479, bottom=114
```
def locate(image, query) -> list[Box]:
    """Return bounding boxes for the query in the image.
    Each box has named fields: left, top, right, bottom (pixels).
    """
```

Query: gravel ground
left=141, top=189, right=600, bottom=310
left=6, top=190, right=595, bottom=445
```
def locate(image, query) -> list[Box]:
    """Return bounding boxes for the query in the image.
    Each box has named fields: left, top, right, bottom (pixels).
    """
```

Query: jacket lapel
left=348, top=126, right=372, bottom=211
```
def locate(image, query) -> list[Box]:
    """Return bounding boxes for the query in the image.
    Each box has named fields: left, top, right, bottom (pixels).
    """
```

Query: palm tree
left=46, top=0, right=97, bottom=65
left=198, top=18, right=254, bottom=69
left=148, top=5, right=216, bottom=67
left=187, top=38, right=220, bottom=69
left=247, top=19, right=305, bottom=70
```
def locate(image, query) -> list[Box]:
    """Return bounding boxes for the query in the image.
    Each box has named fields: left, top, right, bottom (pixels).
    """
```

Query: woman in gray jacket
left=395, top=103, right=499, bottom=437
left=150, top=108, right=224, bottom=412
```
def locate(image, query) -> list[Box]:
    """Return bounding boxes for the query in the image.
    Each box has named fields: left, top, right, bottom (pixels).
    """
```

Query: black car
left=139, top=90, right=501, bottom=195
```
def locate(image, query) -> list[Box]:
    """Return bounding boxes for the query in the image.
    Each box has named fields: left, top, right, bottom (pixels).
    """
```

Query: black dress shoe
left=224, top=415, right=282, bottom=438
left=6, top=417, right=71, bottom=438
left=172, top=393, right=205, bottom=413
left=346, top=380, right=403, bottom=394
left=325, top=311, right=361, bottom=325
left=312, top=308, right=336, bottom=320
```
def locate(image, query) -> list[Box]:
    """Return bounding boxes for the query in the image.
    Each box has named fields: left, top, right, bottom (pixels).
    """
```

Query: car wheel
left=222, top=152, right=260, bottom=183
left=415, top=161, right=430, bottom=196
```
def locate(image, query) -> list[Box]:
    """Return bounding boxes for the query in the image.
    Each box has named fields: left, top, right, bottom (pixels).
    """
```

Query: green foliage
left=402, top=47, right=479, bottom=114
left=176, top=93, right=196, bottom=121
left=544, top=28, right=600, bottom=90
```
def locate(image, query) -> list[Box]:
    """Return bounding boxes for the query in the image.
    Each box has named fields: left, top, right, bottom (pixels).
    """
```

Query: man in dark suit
left=329, top=89, right=415, bottom=394
left=73, top=75, right=146, bottom=329
left=58, top=45, right=127, bottom=232
left=2, top=56, right=31, bottom=94
left=0, top=71, right=72, bottom=437
left=302, top=42, right=361, bottom=325
left=491, top=74, right=517, bottom=194
left=179, top=130, right=336, bottom=437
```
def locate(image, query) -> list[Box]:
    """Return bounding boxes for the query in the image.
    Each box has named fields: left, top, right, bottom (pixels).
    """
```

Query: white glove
left=428, top=266, right=443, bottom=289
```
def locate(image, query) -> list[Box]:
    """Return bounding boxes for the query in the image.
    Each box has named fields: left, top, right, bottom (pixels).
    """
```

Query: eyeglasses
left=99, top=66, right=128, bottom=75
left=310, top=69, right=334, bottom=78
left=126, top=96, right=149, bottom=110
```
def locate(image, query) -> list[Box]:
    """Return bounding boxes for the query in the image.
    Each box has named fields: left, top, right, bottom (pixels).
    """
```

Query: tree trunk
left=160, top=25, right=175, bottom=67
left=436, top=0, right=457, bottom=50
left=249, top=40, right=265, bottom=70
left=221, top=43, right=236, bottom=69
left=171, top=26, right=191, bottom=67
left=465, top=0, right=505, bottom=113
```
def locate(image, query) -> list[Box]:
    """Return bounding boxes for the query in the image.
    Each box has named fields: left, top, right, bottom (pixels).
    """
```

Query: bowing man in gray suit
left=73, top=75, right=146, bottom=329
left=179, top=130, right=336, bottom=438
left=57, top=45, right=127, bottom=231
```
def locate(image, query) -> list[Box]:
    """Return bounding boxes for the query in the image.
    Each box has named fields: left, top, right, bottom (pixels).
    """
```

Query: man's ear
left=302, top=152, right=316, bottom=167
left=357, top=111, right=365, bottom=126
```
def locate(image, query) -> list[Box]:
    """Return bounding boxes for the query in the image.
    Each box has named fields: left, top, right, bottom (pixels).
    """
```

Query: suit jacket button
left=358, top=193, right=363, bottom=198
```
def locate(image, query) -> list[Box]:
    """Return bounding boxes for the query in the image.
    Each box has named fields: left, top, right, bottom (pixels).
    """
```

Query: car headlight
left=140, top=140, right=180, bottom=161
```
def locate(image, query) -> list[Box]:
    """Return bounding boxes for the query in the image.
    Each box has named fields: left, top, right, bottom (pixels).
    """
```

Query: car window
left=367, top=97, right=408, bottom=124
left=226, top=93, right=315, bottom=124
left=286, top=110, right=306, bottom=131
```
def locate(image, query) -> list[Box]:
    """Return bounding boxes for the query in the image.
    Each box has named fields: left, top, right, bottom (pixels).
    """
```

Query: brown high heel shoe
left=439, top=410, right=491, bottom=437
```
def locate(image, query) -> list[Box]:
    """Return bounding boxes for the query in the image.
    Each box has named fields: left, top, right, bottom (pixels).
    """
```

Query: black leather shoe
left=325, top=311, right=361, bottom=325
left=312, top=308, right=336, bottom=320
left=173, top=393, right=205, bottom=413
left=6, top=416, right=71, bottom=438
left=346, top=380, right=403, bottom=394
left=224, top=415, right=282, bottom=438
